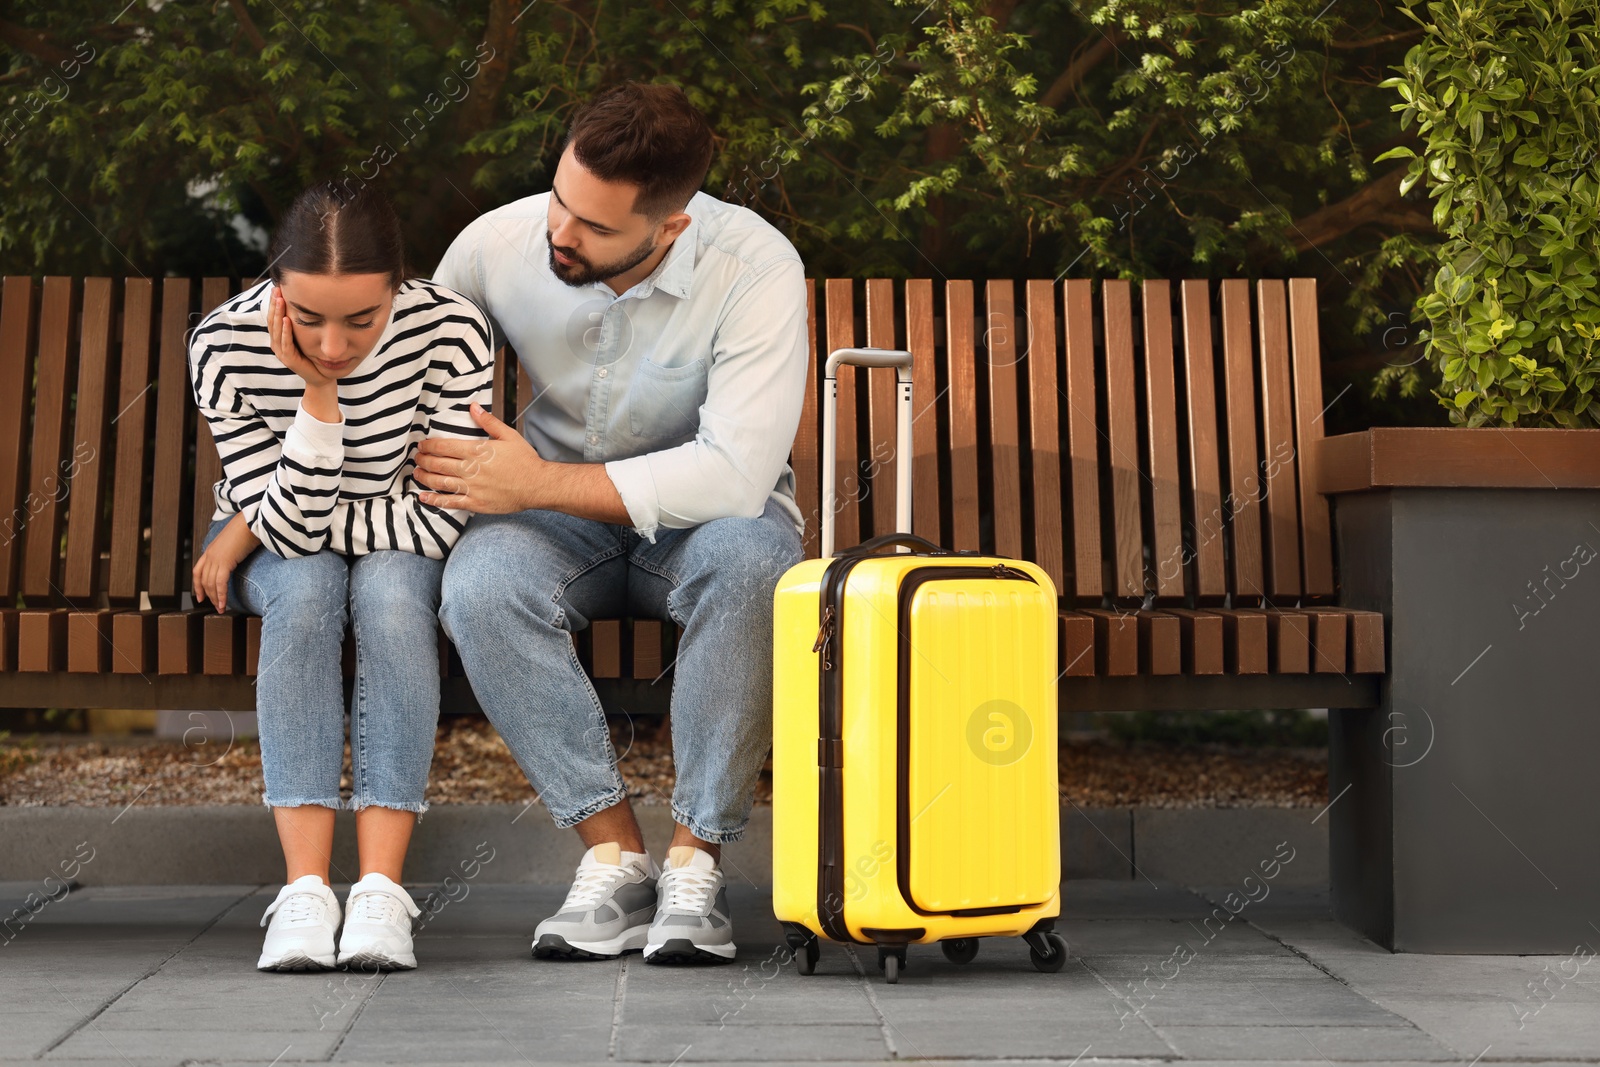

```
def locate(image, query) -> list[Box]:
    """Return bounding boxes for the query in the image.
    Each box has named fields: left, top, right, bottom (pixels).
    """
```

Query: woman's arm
left=192, top=511, right=260, bottom=611
left=189, top=286, right=346, bottom=559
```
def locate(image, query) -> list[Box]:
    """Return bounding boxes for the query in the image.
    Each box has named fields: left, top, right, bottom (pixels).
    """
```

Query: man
left=420, top=82, right=807, bottom=965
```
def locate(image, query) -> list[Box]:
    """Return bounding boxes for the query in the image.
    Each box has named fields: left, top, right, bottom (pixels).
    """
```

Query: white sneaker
left=644, top=846, right=736, bottom=964
left=532, top=844, right=660, bottom=960
left=337, top=873, right=421, bottom=971
left=258, top=875, right=340, bottom=972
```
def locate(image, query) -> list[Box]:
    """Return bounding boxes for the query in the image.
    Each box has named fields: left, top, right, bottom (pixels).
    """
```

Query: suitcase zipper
left=894, top=565, right=1045, bottom=918
left=815, top=554, right=870, bottom=944
left=815, top=554, right=1040, bottom=942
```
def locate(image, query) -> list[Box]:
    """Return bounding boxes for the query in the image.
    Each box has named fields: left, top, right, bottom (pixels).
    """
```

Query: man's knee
left=676, top=509, right=802, bottom=613
left=440, top=523, right=560, bottom=641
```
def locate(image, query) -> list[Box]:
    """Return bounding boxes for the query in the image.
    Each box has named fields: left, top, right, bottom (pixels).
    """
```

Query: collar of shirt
left=592, top=213, right=698, bottom=304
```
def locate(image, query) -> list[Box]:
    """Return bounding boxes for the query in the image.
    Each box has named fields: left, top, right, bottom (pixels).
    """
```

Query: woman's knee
left=350, top=551, right=443, bottom=626
left=258, top=552, right=349, bottom=636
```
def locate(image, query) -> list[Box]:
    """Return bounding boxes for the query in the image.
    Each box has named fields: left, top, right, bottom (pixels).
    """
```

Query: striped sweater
left=188, top=278, right=493, bottom=560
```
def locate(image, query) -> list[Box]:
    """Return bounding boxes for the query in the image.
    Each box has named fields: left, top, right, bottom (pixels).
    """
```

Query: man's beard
left=548, top=232, right=658, bottom=288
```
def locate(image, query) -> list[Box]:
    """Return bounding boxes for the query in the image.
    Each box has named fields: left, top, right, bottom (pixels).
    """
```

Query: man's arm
left=414, top=402, right=631, bottom=524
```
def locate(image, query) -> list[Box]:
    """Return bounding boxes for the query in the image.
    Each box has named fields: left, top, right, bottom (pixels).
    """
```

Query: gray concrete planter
left=1318, top=427, right=1600, bottom=953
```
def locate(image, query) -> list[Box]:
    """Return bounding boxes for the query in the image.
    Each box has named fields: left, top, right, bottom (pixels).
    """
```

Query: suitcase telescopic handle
left=820, top=348, right=913, bottom=558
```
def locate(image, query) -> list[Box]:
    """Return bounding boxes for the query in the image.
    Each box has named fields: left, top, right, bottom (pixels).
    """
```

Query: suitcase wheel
left=877, top=945, right=907, bottom=984
left=783, top=925, right=820, bottom=976
left=940, top=938, right=979, bottom=965
left=1025, top=930, right=1068, bottom=973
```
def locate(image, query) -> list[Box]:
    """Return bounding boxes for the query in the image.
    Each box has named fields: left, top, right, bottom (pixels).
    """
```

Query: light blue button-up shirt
left=432, top=190, right=808, bottom=541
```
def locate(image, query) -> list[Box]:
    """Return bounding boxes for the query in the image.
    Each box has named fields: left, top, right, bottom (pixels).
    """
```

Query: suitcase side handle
left=820, top=348, right=913, bottom=557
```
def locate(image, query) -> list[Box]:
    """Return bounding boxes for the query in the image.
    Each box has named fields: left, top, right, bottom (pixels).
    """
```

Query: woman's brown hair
left=266, top=181, right=408, bottom=289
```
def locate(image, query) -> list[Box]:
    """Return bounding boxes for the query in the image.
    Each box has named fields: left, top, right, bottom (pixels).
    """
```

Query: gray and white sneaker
left=532, top=843, right=659, bottom=960
left=644, top=846, right=735, bottom=964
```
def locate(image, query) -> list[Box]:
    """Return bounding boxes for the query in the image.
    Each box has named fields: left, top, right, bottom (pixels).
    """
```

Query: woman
left=188, top=181, right=494, bottom=973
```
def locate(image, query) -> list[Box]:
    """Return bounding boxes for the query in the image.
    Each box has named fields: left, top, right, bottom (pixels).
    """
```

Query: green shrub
left=1377, top=0, right=1600, bottom=427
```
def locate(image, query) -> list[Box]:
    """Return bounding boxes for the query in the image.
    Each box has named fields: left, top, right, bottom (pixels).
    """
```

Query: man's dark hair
left=267, top=180, right=408, bottom=289
left=566, top=82, right=714, bottom=220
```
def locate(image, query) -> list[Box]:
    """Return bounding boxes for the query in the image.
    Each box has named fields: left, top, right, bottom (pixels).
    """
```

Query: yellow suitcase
left=772, top=347, right=1064, bottom=984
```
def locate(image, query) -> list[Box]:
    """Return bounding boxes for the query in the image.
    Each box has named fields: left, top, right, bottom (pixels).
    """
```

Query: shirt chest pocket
left=625, top=358, right=709, bottom=441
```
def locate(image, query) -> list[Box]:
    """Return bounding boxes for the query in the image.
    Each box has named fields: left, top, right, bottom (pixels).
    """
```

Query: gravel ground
left=0, top=716, right=1326, bottom=809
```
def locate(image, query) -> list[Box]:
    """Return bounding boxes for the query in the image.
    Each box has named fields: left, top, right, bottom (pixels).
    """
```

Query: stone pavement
left=3, top=878, right=1597, bottom=1065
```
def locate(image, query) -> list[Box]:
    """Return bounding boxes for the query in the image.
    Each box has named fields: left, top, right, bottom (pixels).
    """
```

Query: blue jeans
left=439, top=499, right=802, bottom=842
left=202, top=517, right=445, bottom=813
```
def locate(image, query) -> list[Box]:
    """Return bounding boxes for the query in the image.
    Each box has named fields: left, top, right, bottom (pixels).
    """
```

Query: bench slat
left=67, top=609, right=113, bottom=673
left=795, top=281, right=821, bottom=558
left=1219, top=280, right=1265, bottom=602
left=109, top=279, right=156, bottom=602
left=944, top=281, right=982, bottom=553
left=824, top=279, right=863, bottom=551
left=1142, top=281, right=1184, bottom=600
left=632, top=618, right=663, bottom=680
left=1311, top=607, right=1385, bottom=673
left=157, top=609, right=204, bottom=675
left=865, top=278, right=899, bottom=540
left=1058, top=610, right=1095, bottom=677
left=0, top=278, right=36, bottom=601
left=19, top=609, right=68, bottom=671
left=204, top=612, right=243, bottom=675
left=21, top=278, right=78, bottom=601
left=1063, top=280, right=1102, bottom=600
left=1103, top=280, right=1144, bottom=599
left=189, top=279, right=235, bottom=569
left=1289, top=278, right=1337, bottom=596
left=1180, top=280, right=1228, bottom=600
left=1136, top=610, right=1182, bottom=675
left=906, top=280, right=942, bottom=546
left=985, top=280, right=1025, bottom=560
left=590, top=618, right=622, bottom=679
left=62, top=279, right=116, bottom=600
left=1209, top=608, right=1269, bottom=675
left=1265, top=608, right=1311, bottom=674
left=1081, top=609, right=1138, bottom=676
left=0, top=608, right=16, bottom=671
left=111, top=610, right=158, bottom=675
left=1304, top=607, right=1348, bottom=674
left=1256, top=279, right=1303, bottom=598
left=1156, top=608, right=1226, bottom=676
left=148, top=279, right=193, bottom=601
left=1025, top=280, right=1064, bottom=591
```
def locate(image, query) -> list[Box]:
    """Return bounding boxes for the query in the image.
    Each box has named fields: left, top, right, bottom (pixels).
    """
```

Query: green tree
left=2, top=0, right=1445, bottom=425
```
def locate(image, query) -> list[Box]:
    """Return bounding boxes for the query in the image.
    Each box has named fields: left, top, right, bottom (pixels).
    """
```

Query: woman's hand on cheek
left=270, top=288, right=334, bottom=389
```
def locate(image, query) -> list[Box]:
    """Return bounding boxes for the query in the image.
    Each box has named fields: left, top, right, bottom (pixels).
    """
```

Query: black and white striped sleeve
left=189, top=316, right=344, bottom=559
left=325, top=301, right=494, bottom=559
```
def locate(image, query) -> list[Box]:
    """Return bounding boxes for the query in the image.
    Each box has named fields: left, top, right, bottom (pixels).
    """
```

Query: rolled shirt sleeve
left=604, top=257, right=808, bottom=541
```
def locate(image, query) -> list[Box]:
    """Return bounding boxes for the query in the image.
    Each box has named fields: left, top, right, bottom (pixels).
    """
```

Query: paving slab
left=6, top=878, right=1600, bottom=1065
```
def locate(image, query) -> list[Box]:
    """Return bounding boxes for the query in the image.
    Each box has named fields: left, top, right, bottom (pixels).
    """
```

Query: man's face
left=547, top=144, right=674, bottom=287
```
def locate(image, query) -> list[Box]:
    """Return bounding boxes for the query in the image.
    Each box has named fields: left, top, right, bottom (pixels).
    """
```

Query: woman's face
left=276, top=271, right=396, bottom=378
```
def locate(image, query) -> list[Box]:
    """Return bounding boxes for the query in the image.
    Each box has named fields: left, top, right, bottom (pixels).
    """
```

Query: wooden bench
left=0, top=275, right=1384, bottom=716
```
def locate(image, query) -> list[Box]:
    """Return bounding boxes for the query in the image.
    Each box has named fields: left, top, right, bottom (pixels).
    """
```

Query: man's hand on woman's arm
left=414, top=403, right=631, bottom=525
left=192, top=512, right=260, bottom=612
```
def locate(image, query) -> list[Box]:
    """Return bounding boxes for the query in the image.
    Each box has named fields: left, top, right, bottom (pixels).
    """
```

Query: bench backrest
left=0, top=275, right=1336, bottom=613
